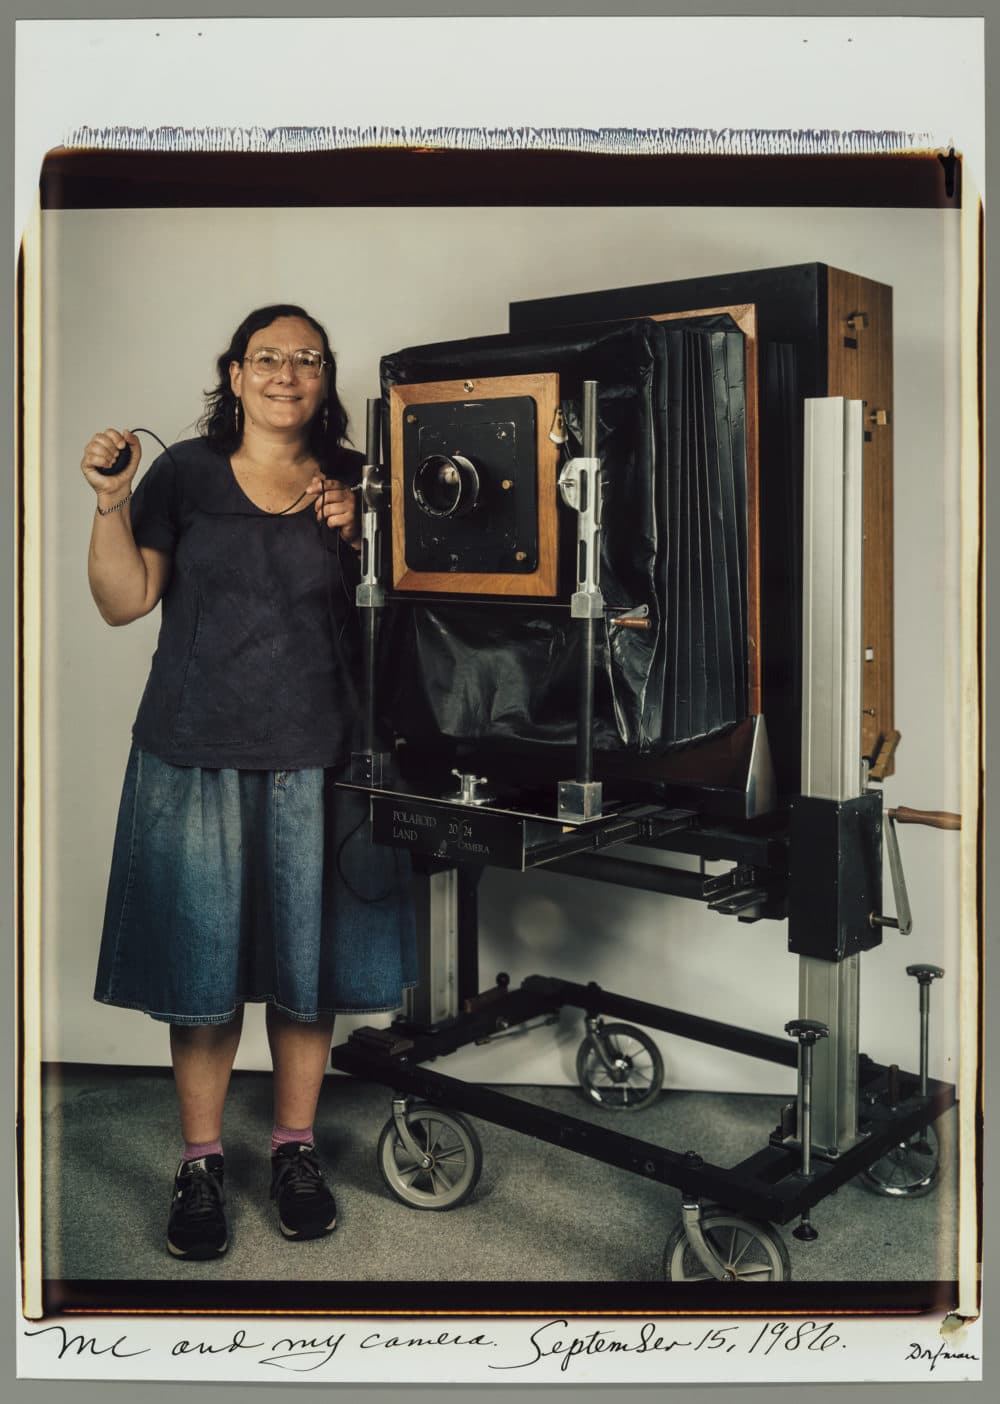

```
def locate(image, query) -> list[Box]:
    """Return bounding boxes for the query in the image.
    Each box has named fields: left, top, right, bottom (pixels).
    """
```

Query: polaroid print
left=13, top=15, right=984, bottom=1388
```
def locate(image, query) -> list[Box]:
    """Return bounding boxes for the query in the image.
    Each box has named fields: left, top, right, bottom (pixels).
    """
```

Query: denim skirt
left=94, top=745, right=418, bottom=1026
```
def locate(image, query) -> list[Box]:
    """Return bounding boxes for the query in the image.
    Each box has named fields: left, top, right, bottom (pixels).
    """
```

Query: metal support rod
left=456, top=866, right=482, bottom=1007
left=907, top=966, right=944, bottom=1145
left=362, top=611, right=378, bottom=755
left=351, top=396, right=389, bottom=785
left=799, top=1042, right=815, bottom=1177
left=557, top=381, right=604, bottom=820
left=800, top=398, right=864, bottom=802
left=365, top=397, right=381, bottom=466
left=403, top=864, right=458, bottom=1026
left=798, top=954, right=860, bottom=1152
left=582, top=379, right=598, bottom=478
left=576, top=624, right=596, bottom=784
left=785, top=1019, right=829, bottom=1174
left=907, top=964, right=944, bottom=1102
left=575, top=380, right=599, bottom=785
left=797, top=398, right=865, bottom=1154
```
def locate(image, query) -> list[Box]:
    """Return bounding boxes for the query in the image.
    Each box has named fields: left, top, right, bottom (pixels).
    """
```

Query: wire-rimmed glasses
left=243, top=348, right=328, bottom=378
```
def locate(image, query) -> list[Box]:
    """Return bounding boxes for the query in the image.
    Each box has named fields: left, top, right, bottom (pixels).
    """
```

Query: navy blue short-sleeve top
left=128, top=437, right=363, bottom=771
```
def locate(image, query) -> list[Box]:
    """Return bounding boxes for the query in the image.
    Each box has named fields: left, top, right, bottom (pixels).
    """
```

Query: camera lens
left=413, top=453, right=480, bottom=518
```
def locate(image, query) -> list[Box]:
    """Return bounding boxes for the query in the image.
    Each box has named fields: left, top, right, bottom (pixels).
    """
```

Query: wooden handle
left=888, top=807, right=962, bottom=831
left=868, top=728, right=901, bottom=780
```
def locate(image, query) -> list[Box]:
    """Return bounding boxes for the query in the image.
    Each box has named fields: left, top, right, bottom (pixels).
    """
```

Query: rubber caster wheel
left=663, top=1210, right=792, bottom=1282
left=576, top=1022, right=664, bottom=1112
left=377, top=1103, right=483, bottom=1210
left=859, top=1122, right=943, bottom=1198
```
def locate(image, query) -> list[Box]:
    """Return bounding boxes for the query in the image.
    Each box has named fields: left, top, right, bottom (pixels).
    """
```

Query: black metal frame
left=330, top=791, right=956, bottom=1237
left=331, top=1018, right=952, bottom=1226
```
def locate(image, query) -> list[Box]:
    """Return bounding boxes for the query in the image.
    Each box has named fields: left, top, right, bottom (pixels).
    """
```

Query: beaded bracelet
left=96, top=493, right=132, bottom=517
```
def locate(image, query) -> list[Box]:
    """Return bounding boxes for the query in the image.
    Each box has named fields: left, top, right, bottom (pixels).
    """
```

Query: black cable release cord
left=117, top=426, right=313, bottom=516
left=119, top=428, right=391, bottom=902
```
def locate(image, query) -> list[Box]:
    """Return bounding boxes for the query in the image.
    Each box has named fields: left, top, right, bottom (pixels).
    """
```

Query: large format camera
left=360, top=262, right=894, bottom=820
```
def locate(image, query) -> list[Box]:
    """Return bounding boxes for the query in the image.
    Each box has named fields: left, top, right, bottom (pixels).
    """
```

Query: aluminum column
left=403, top=867, right=459, bottom=1026
left=798, top=397, right=865, bottom=1154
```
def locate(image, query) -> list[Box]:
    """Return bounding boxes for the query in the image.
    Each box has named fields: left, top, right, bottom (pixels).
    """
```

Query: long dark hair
left=198, top=304, right=351, bottom=460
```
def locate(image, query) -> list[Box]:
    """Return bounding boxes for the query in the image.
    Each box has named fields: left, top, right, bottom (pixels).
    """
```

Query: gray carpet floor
left=41, top=1065, right=957, bottom=1284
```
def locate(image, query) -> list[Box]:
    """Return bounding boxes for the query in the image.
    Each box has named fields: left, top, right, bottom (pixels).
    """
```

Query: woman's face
left=229, top=316, right=329, bottom=441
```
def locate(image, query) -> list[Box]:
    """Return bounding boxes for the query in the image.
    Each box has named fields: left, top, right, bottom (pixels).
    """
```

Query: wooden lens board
left=389, top=373, right=560, bottom=596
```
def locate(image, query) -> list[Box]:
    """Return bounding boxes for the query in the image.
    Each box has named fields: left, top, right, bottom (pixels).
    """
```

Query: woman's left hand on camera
left=309, top=475, right=360, bottom=545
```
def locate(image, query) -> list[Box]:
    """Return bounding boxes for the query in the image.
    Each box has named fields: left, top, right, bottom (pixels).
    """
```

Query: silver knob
left=445, top=771, right=494, bottom=806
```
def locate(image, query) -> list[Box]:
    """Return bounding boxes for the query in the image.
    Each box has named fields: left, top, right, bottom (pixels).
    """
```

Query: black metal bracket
left=704, top=862, right=771, bottom=917
left=342, top=778, right=794, bottom=926
left=787, top=791, right=884, bottom=960
left=346, top=782, right=698, bottom=871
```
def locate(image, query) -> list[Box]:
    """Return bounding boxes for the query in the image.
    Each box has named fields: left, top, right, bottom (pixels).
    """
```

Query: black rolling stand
left=332, top=392, right=958, bottom=1285
left=330, top=788, right=955, bottom=1280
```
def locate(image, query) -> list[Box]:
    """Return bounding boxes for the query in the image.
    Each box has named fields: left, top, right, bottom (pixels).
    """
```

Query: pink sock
left=183, top=1138, right=222, bottom=1161
left=271, top=1122, right=314, bottom=1154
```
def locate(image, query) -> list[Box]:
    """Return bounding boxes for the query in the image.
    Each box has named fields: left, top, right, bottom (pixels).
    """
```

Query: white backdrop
left=39, top=202, right=962, bottom=1094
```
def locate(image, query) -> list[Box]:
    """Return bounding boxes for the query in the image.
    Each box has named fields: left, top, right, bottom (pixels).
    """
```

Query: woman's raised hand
left=81, top=428, right=141, bottom=496
left=308, top=475, right=361, bottom=546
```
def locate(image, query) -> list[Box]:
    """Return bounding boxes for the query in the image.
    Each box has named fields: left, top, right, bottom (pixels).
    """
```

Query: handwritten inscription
left=745, top=1321, right=842, bottom=1357
left=172, top=1329, right=263, bottom=1359
left=20, top=1317, right=981, bottom=1380
left=23, top=1326, right=150, bottom=1361
left=492, top=1320, right=697, bottom=1372
left=359, top=1329, right=497, bottom=1351
left=494, top=1319, right=843, bottom=1373
left=23, top=1319, right=845, bottom=1374
left=261, top=1332, right=346, bottom=1371
left=906, top=1342, right=981, bottom=1373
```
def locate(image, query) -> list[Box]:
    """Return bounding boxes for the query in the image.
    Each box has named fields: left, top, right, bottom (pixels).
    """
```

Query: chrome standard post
left=402, top=866, right=459, bottom=1027
left=557, top=379, right=604, bottom=822
left=351, top=396, right=391, bottom=787
left=906, top=963, right=944, bottom=1143
left=797, top=398, right=866, bottom=1155
left=786, top=1018, right=829, bottom=1241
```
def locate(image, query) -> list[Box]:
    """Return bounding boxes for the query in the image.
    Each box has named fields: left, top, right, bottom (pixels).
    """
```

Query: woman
left=81, top=304, right=416, bottom=1261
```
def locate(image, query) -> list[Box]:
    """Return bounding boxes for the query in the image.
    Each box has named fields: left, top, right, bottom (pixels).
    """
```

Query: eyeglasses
left=243, top=348, right=328, bottom=379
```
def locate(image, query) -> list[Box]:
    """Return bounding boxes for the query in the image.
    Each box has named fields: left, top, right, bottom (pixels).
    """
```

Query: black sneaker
left=166, top=1154, right=228, bottom=1260
left=270, top=1142, right=337, bottom=1240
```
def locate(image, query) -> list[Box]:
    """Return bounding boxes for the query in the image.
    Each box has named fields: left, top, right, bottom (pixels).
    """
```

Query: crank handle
left=871, top=804, right=961, bottom=933
left=870, top=809, right=913, bottom=936
left=888, top=806, right=961, bottom=831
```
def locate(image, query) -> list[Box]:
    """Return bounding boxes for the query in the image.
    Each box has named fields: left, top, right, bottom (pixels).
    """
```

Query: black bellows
left=379, top=315, right=750, bottom=758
